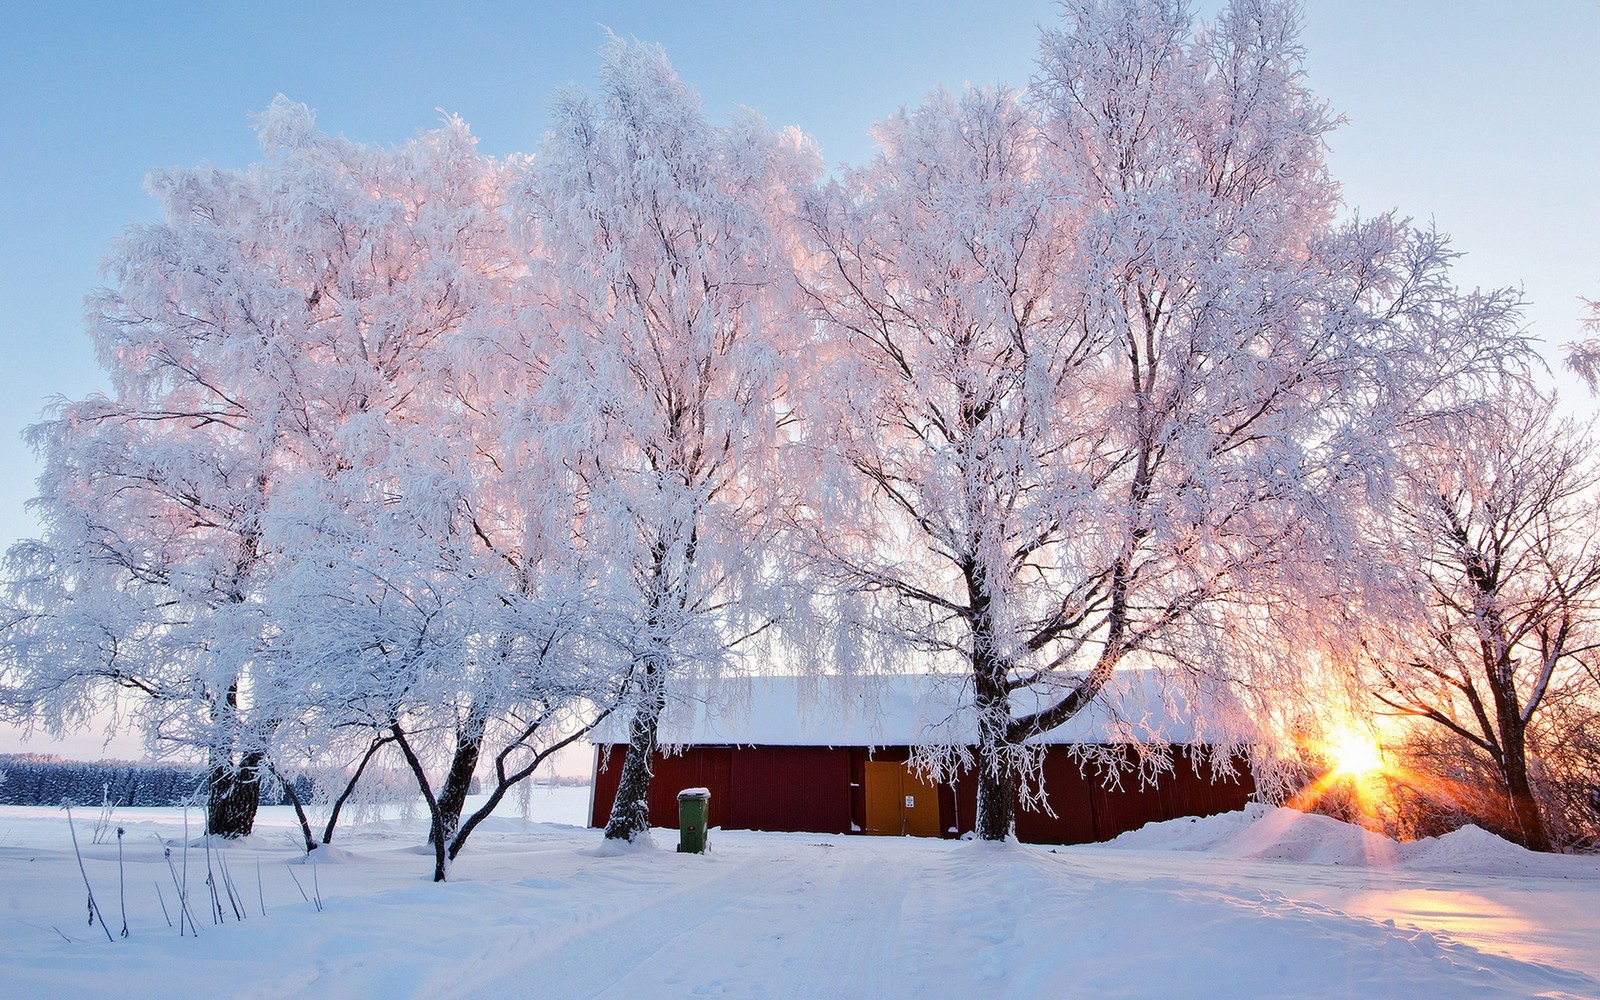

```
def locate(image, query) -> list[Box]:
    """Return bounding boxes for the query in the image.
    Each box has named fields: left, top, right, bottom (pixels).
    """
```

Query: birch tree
left=800, top=0, right=1532, bottom=839
left=1361, top=392, right=1600, bottom=851
left=2, top=99, right=525, bottom=839
left=0, top=102, right=332, bottom=836
left=799, top=85, right=1094, bottom=840
left=266, top=192, right=622, bottom=878
left=535, top=37, right=818, bottom=842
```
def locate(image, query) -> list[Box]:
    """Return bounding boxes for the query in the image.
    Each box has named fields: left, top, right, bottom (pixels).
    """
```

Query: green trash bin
left=676, top=787, right=711, bottom=854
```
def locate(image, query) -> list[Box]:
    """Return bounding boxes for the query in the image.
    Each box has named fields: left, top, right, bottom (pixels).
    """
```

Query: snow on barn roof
left=595, top=670, right=1222, bottom=748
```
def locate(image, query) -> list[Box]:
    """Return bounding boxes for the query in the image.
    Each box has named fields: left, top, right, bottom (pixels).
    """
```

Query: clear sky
left=1, top=0, right=1597, bottom=758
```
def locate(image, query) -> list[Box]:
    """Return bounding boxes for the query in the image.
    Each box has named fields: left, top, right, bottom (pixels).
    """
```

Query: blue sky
left=1, top=1, right=1597, bottom=756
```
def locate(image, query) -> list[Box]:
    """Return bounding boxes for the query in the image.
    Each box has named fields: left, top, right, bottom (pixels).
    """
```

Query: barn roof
left=595, top=670, right=1228, bottom=748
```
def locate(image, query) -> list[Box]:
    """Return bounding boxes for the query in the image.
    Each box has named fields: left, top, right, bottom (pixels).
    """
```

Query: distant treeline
left=0, top=754, right=311, bottom=808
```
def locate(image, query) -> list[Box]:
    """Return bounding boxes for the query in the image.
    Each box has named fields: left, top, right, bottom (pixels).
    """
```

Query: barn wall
left=877, top=745, right=1254, bottom=844
left=946, top=767, right=976, bottom=839
left=1014, top=752, right=1099, bottom=844
left=727, top=746, right=851, bottom=833
left=590, top=744, right=620, bottom=828
left=591, top=743, right=1256, bottom=843
left=1027, top=746, right=1256, bottom=844
left=1166, top=748, right=1256, bottom=822
left=1086, top=755, right=1169, bottom=842
left=589, top=745, right=733, bottom=831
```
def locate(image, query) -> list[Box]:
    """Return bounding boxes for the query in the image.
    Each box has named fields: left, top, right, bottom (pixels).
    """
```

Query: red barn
left=589, top=674, right=1255, bottom=843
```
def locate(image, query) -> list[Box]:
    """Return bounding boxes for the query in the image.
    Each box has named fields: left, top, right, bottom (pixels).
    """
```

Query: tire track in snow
left=438, top=840, right=924, bottom=1000
left=575, top=840, right=922, bottom=1000
left=435, top=848, right=812, bottom=1000
left=772, top=843, right=919, bottom=1000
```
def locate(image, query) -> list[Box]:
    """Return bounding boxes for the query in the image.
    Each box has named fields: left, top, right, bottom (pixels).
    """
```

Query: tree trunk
left=966, top=558, right=1016, bottom=842
left=271, top=764, right=317, bottom=854
left=1483, top=632, right=1554, bottom=852
left=429, top=709, right=486, bottom=849
left=603, top=660, right=665, bottom=842
left=206, top=677, right=263, bottom=838
left=972, top=661, right=1016, bottom=841
left=389, top=723, right=449, bottom=882
left=1498, top=724, right=1553, bottom=852
left=974, top=753, right=1017, bottom=841
left=322, top=736, right=390, bottom=845
left=206, top=750, right=263, bottom=839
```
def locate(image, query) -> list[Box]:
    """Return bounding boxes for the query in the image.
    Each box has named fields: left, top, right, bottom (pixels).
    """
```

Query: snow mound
left=1227, top=806, right=1402, bottom=866
left=589, top=829, right=658, bottom=856
left=1094, top=802, right=1264, bottom=853
left=1102, top=805, right=1600, bottom=876
left=1402, top=824, right=1578, bottom=876
left=1104, top=804, right=1401, bottom=866
left=298, top=844, right=362, bottom=865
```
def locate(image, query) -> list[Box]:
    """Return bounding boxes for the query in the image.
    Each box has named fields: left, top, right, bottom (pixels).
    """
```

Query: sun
left=1325, top=728, right=1385, bottom=777
left=1286, top=723, right=1396, bottom=835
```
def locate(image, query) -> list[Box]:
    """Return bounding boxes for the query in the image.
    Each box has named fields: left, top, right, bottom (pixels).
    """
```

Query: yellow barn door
left=862, top=761, right=941, bottom=837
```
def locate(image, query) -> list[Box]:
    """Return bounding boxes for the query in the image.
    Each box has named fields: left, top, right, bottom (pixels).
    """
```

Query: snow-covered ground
left=1, top=792, right=1596, bottom=999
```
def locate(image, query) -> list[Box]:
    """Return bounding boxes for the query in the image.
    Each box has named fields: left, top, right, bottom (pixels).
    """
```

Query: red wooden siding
left=1014, top=753, right=1099, bottom=844
left=1016, top=747, right=1255, bottom=844
left=590, top=744, right=733, bottom=831
left=727, top=746, right=851, bottom=833
left=590, top=743, right=1255, bottom=843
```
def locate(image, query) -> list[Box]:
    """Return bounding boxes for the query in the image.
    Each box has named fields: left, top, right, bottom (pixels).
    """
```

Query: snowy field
left=1, top=792, right=1597, bottom=1000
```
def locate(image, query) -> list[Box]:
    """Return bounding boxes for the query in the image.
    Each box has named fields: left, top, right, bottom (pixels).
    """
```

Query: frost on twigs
left=1563, top=308, right=1600, bottom=391
left=253, top=94, right=316, bottom=153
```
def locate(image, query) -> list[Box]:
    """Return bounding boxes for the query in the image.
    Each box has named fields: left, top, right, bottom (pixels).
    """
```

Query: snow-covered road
left=1, top=797, right=1596, bottom=999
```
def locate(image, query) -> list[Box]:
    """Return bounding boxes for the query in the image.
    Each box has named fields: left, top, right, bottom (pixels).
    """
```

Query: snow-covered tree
left=1358, top=391, right=1600, bottom=851
left=534, top=37, right=819, bottom=842
left=227, top=101, right=629, bottom=879
left=1565, top=294, right=1600, bottom=390
left=0, top=103, right=322, bottom=836
left=798, top=84, right=1097, bottom=839
left=799, top=0, right=1533, bottom=840
left=1, top=98, right=537, bottom=841
left=269, top=298, right=624, bottom=878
